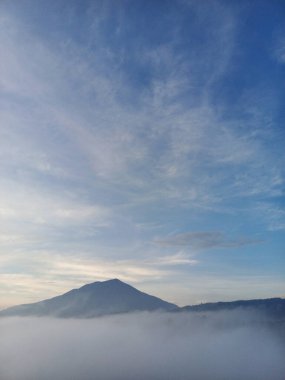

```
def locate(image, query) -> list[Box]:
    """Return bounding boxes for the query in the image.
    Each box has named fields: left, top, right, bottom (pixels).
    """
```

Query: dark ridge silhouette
left=180, top=297, right=285, bottom=319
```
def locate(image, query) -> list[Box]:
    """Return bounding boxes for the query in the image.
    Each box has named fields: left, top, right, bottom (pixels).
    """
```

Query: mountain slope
left=0, top=279, right=177, bottom=318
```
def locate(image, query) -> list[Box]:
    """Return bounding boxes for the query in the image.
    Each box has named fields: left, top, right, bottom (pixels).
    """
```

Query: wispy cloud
left=0, top=179, right=111, bottom=227
left=255, top=202, right=285, bottom=232
left=0, top=5, right=283, bottom=211
left=154, top=231, right=263, bottom=250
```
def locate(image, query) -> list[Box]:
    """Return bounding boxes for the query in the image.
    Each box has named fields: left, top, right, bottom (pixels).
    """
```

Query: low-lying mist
left=0, top=310, right=284, bottom=380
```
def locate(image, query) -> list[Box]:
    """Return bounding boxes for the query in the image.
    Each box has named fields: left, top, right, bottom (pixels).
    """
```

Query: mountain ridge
left=180, top=296, right=285, bottom=319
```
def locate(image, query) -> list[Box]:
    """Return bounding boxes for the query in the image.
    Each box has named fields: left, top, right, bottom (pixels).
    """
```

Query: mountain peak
left=101, top=278, right=125, bottom=285
left=78, top=278, right=131, bottom=292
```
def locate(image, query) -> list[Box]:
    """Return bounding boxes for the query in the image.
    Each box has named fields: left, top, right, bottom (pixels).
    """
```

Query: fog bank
left=0, top=311, right=284, bottom=380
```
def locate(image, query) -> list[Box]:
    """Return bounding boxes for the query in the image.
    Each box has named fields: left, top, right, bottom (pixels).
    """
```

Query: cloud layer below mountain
left=0, top=311, right=284, bottom=380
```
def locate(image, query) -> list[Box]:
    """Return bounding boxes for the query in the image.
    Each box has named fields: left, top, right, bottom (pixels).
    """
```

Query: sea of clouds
left=0, top=310, right=284, bottom=380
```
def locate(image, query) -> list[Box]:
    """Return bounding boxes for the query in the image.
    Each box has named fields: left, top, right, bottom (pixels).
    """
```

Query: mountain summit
left=0, top=279, right=177, bottom=318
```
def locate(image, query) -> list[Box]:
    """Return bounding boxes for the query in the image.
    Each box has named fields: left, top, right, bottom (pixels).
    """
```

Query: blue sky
left=0, top=0, right=284, bottom=307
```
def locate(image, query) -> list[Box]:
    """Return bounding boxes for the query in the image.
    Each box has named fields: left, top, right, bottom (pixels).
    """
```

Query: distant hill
left=181, top=298, right=285, bottom=319
left=0, top=279, right=177, bottom=318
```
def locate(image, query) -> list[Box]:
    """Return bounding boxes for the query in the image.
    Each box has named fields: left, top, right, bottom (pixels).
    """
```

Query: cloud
left=0, top=2, right=281, bottom=205
left=154, top=231, right=263, bottom=250
left=0, top=3, right=282, bottom=232
left=149, top=252, right=198, bottom=266
left=255, top=202, right=285, bottom=231
left=274, top=34, right=285, bottom=64
left=0, top=311, right=284, bottom=380
left=0, top=180, right=111, bottom=227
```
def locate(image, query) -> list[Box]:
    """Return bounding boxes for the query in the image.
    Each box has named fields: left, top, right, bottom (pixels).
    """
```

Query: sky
left=0, top=0, right=284, bottom=308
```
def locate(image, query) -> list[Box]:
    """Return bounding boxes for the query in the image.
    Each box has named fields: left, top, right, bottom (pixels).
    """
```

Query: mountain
left=0, top=279, right=177, bottom=318
left=181, top=297, right=285, bottom=319
left=1, top=279, right=284, bottom=319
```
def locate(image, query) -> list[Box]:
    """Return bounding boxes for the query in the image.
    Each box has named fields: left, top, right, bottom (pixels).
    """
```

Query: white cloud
left=0, top=312, right=285, bottom=380
left=0, top=180, right=111, bottom=226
